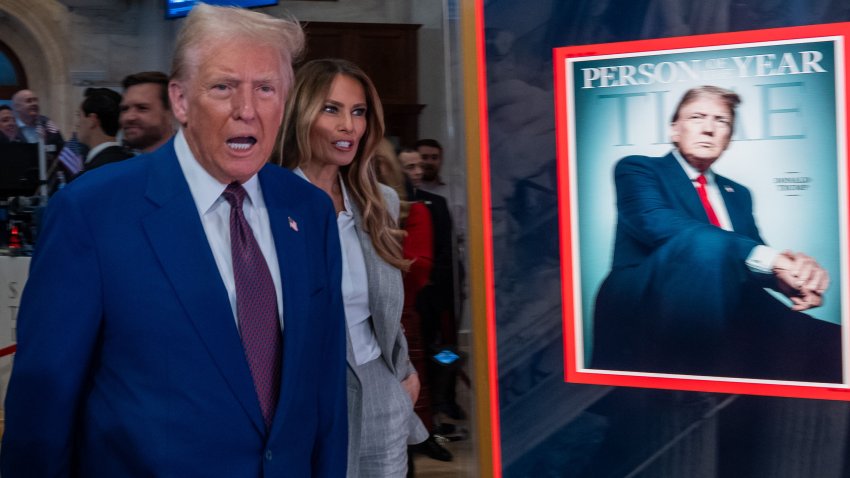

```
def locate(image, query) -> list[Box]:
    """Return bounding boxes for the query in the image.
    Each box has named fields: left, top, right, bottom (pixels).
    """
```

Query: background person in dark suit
left=0, top=5, right=348, bottom=477
left=75, top=87, right=133, bottom=174
left=119, top=71, right=174, bottom=154
left=592, top=85, right=841, bottom=383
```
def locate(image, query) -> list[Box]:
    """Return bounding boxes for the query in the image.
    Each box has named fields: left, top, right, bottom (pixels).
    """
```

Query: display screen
left=165, top=0, right=279, bottom=19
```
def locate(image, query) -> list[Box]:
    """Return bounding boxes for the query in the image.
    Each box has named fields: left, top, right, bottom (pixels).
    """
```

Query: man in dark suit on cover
left=1, top=4, right=347, bottom=477
left=592, top=85, right=841, bottom=383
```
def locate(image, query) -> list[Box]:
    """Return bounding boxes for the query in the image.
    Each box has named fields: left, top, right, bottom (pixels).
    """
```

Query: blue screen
left=165, top=0, right=279, bottom=19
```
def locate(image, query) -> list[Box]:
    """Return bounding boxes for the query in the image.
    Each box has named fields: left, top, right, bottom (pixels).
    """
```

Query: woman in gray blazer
left=279, top=58, right=428, bottom=477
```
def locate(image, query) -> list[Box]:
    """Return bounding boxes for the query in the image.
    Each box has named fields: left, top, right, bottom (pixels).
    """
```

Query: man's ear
left=169, top=80, right=189, bottom=126
left=91, top=114, right=102, bottom=133
left=669, top=122, right=680, bottom=144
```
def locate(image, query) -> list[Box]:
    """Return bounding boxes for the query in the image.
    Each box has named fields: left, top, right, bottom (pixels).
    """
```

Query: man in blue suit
left=592, top=85, right=841, bottom=383
left=1, top=4, right=347, bottom=477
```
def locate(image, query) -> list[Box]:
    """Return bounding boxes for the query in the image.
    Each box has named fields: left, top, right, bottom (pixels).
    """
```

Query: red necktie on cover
left=695, top=174, right=721, bottom=227
left=222, top=182, right=281, bottom=429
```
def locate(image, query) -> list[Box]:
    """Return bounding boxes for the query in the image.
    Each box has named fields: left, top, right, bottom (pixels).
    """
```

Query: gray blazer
left=346, top=184, right=428, bottom=474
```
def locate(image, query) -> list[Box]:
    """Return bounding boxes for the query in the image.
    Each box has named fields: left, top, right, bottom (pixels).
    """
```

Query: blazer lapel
left=349, top=199, right=401, bottom=374
left=140, top=145, right=265, bottom=434
left=258, top=166, right=310, bottom=437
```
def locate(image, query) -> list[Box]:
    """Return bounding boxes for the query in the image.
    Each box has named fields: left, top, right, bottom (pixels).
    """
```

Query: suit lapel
left=349, top=198, right=400, bottom=374
left=140, top=144, right=265, bottom=434
left=660, top=153, right=713, bottom=224
left=258, top=166, right=311, bottom=437
left=716, top=175, right=743, bottom=228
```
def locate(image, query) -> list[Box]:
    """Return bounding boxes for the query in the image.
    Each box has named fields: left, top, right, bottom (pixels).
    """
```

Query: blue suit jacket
left=593, top=152, right=841, bottom=381
left=1, top=139, right=348, bottom=477
left=607, top=152, right=762, bottom=272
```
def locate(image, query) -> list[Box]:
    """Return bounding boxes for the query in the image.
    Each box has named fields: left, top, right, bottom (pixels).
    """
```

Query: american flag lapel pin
left=288, top=216, right=299, bottom=232
left=724, top=185, right=734, bottom=193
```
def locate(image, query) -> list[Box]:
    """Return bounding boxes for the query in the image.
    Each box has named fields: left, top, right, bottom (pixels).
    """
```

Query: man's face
left=75, top=107, right=98, bottom=148
left=0, top=109, right=18, bottom=140
left=417, top=145, right=442, bottom=181
left=13, top=90, right=39, bottom=124
left=120, top=83, right=173, bottom=152
left=400, top=150, right=424, bottom=187
left=170, top=40, right=285, bottom=185
left=670, top=95, right=733, bottom=172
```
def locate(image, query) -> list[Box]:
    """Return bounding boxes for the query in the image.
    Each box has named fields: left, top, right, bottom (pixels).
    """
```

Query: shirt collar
left=672, top=148, right=716, bottom=183
left=174, top=129, right=261, bottom=215
left=85, top=141, right=121, bottom=163
left=293, top=166, right=351, bottom=215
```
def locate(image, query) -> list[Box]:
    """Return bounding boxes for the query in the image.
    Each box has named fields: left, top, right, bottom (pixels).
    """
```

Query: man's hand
left=773, top=251, right=829, bottom=311
left=400, top=372, right=420, bottom=405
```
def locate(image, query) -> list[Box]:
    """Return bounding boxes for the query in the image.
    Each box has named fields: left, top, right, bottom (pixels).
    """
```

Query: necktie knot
left=696, top=174, right=708, bottom=187
left=222, top=182, right=247, bottom=210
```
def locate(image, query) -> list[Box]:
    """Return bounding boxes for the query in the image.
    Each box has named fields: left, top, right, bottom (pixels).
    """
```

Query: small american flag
left=57, top=133, right=84, bottom=176
left=288, top=216, right=298, bottom=232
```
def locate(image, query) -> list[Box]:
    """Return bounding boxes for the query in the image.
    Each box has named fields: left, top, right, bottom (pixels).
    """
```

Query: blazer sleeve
left=1, top=190, right=104, bottom=477
left=378, top=184, right=418, bottom=379
left=312, top=197, right=349, bottom=477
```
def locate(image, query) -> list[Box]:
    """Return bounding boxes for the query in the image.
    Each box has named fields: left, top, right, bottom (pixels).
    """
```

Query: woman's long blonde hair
left=278, top=58, right=408, bottom=271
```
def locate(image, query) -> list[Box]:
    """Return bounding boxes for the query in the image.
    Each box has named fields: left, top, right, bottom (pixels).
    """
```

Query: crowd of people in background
left=0, top=3, right=466, bottom=477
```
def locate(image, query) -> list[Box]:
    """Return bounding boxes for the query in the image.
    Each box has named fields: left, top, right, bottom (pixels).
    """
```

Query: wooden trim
left=461, top=0, right=501, bottom=476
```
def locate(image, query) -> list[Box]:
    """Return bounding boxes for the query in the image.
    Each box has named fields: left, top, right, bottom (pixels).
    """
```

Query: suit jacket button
left=266, top=450, right=273, bottom=461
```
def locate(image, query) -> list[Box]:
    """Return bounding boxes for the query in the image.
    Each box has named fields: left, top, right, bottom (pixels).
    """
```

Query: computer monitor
left=0, top=143, right=40, bottom=198
left=165, top=0, right=279, bottom=19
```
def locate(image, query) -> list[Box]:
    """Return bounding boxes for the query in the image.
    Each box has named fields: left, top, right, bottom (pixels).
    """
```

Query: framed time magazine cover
left=556, top=23, right=850, bottom=399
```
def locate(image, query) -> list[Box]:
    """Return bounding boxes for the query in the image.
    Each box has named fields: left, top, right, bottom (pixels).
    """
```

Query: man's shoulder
left=260, top=163, right=320, bottom=194
left=416, top=188, right=448, bottom=207
left=64, top=146, right=165, bottom=201
left=616, top=153, right=669, bottom=166
left=92, top=145, right=134, bottom=164
left=614, top=153, right=676, bottom=174
left=259, top=164, right=335, bottom=214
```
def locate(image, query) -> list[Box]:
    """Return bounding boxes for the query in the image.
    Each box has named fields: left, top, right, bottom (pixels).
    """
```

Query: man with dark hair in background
left=416, top=138, right=448, bottom=197
left=119, top=71, right=174, bottom=153
left=76, top=88, right=133, bottom=174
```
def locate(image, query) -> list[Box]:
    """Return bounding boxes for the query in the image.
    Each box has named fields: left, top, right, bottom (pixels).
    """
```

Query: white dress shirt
left=174, top=129, right=284, bottom=329
left=294, top=167, right=381, bottom=365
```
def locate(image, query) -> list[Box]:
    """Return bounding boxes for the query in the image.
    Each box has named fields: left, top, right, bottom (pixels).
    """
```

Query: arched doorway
left=0, top=39, right=28, bottom=101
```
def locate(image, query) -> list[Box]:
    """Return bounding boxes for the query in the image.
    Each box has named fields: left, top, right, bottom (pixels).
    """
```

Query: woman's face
left=309, top=74, right=368, bottom=169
